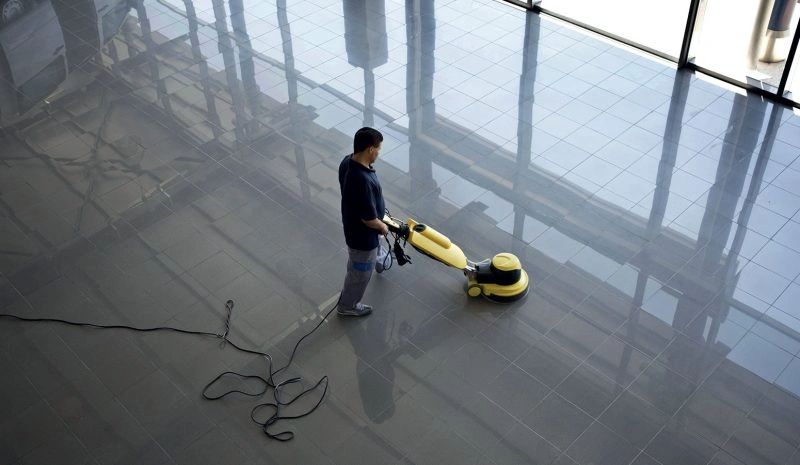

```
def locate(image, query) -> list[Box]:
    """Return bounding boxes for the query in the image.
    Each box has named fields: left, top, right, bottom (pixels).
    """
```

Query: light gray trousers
left=339, top=245, right=387, bottom=309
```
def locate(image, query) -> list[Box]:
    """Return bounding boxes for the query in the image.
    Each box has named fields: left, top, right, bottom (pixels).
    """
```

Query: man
left=337, top=127, right=389, bottom=317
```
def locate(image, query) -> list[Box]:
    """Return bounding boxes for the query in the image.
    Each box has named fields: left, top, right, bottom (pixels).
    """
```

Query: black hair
left=353, top=127, right=383, bottom=154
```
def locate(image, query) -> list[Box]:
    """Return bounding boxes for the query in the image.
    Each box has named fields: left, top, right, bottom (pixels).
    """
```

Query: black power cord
left=382, top=209, right=412, bottom=271
left=0, top=297, right=338, bottom=441
left=381, top=235, right=395, bottom=271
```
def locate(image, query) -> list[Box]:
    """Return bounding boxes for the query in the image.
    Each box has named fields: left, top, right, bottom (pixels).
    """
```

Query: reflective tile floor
left=1, top=0, right=800, bottom=464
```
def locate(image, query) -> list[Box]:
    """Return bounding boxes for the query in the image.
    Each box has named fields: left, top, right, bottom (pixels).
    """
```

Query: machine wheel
left=467, top=284, right=482, bottom=298
left=0, top=0, right=27, bottom=26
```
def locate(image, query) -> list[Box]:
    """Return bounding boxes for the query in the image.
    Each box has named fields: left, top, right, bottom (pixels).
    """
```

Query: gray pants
left=339, top=245, right=387, bottom=309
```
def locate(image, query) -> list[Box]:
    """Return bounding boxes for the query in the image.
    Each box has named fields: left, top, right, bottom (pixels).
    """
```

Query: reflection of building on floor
left=0, top=0, right=351, bottom=353
left=0, top=0, right=131, bottom=125
left=343, top=0, right=388, bottom=127
left=2, top=0, right=799, bottom=458
left=6, top=0, right=798, bottom=375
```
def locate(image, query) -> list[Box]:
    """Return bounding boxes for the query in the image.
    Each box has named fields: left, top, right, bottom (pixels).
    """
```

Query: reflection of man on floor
left=345, top=313, right=399, bottom=424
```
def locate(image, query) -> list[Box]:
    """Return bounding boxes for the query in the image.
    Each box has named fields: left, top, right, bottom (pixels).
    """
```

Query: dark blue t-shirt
left=339, top=154, right=385, bottom=251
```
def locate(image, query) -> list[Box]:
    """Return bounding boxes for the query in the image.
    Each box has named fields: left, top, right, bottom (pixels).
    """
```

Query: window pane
left=784, top=29, right=800, bottom=102
left=537, top=0, right=690, bottom=58
left=689, top=0, right=799, bottom=90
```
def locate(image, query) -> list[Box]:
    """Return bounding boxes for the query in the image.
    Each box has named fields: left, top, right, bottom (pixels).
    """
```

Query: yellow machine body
left=405, top=219, right=468, bottom=270
left=467, top=253, right=530, bottom=302
left=383, top=215, right=529, bottom=302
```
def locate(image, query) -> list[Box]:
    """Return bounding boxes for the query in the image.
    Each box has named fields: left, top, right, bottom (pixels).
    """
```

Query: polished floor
left=1, top=0, right=800, bottom=464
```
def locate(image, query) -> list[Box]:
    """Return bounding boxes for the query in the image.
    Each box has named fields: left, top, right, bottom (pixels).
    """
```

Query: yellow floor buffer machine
left=382, top=213, right=529, bottom=302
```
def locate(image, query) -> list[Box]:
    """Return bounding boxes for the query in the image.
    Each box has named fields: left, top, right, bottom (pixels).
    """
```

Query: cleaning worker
left=337, top=127, right=390, bottom=317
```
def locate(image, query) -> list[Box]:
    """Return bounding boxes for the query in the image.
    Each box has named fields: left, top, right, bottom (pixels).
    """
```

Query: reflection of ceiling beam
left=122, top=2, right=728, bottom=301
left=415, top=126, right=709, bottom=279
left=23, top=3, right=786, bottom=345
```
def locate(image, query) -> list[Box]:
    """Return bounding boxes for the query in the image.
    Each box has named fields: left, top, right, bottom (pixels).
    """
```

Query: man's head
left=353, top=127, right=383, bottom=165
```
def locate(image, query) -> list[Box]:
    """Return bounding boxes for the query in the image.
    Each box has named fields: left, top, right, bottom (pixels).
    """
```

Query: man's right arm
left=356, top=178, right=388, bottom=236
left=362, top=217, right=389, bottom=236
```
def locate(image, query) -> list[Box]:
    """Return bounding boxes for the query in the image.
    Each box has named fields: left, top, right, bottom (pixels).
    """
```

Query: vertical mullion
left=777, top=22, right=800, bottom=96
left=678, top=0, right=703, bottom=67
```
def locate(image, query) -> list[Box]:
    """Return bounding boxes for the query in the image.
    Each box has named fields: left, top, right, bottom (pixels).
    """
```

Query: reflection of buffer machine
left=382, top=213, right=529, bottom=302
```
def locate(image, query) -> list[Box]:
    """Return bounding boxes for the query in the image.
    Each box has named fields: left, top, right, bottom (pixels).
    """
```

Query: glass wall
left=689, top=0, right=800, bottom=90
left=525, top=0, right=800, bottom=108
left=537, top=0, right=691, bottom=58
left=784, top=32, right=800, bottom=102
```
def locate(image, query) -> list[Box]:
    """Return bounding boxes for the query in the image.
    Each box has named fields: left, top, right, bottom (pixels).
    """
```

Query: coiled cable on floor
left=0, top=297, right=338, bottom=441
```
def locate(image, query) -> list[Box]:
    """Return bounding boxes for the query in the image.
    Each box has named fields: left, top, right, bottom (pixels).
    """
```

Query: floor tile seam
left=320, top=390, right=403, bottom=456
left=632, top=364, right=742, bottom=461
left=111, top=378, right=207, bottom=462
left=439, top=312, right=506, bottom=357
left=774, top=352, right=800, bottom=389
left=52, top=324, right=159, bottom=402
left=561, top=417, right=643, bottom=465
left=3, top=214, right=73, bottom=269
left=726, top=285, right=793, bottom=328
left=344, top=354, right=414, bottom=407
left=636, top=235, right=708, bottom=291
left=732, top=197, right=795, bottom=242
left=121, top=328, right=225, bottom=392
left=579, top=316, right=660, bottom=371
left=173, top=420, right=256, bottom=465
left=545, top=379, right=628, bottom=458
left=27, top=268, right=168, bottom=341
left=546, top=346, right=621, bottom=415
left=675, top=289, right=749, bottom=336
left=429, top=314, right=513, bottom=380
left=507, top=376, right=583, bottom=451
left=751, top=180, right=800, bottom=227
left=184, top=249, right=249, bottom=293
left=535, top=144, right=616, bottom=180
left=393, top=423, right=482, bottom=465
left=708, top=389, right=774, bottom=462
left=122, top=251, right=197, bottom=301
left=503, top=310, right=569, bottom=378
left=539, top=262, right=607, bottom=312
left=648, top=269, right=727, bottom=320
left=605, top=322, right=685, bottom=393
left=399, top=337, right=456, bottom=385
left=629, top=450, right=666, bottom=465
left=549, top=321, right=664, bottom=419
left=607, top=308, right=680, bottom=365
left=477, top=302, right=548, bottom=356
left=475, top=385, right=553, bottom=435
left=397, top=365, right=524, bottom=456
left=536, top=153, right=661, bottom=211
left=432, top=407, right=518, bottom=453
left=668, top=365, right=782, bottom=462
left=472, top=407, right=566, bottom=464
left=543, top=308, right=616, bottom=360
left=539, top=295, right=626, bottom=364
left=7, top=362, right=97, bottom=463
left=343, top=423, right=408, bottom=465
left=617, top=104, right=717, bottom=154
left=97, top=394, right=180, bottom=463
